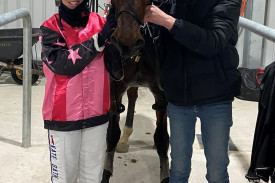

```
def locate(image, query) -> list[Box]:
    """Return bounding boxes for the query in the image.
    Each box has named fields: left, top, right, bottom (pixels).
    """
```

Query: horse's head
left=110, top=0, right=149, bottom=57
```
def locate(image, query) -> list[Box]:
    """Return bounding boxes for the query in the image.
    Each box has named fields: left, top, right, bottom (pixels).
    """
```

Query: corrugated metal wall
left=0, top=0, right=57, bottom=61
left=0, top=0, right=274, bottom=66
left=236, top=0, right=275, bottom=68
left=0, top=0, right=57, bottom=29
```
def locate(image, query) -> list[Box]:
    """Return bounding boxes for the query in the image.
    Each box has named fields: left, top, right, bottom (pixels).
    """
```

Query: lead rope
left=142, top=1, right=164, bottom=91
left=142, top=22, right=163, bottom=91
left=143, top=23, right=164, bottom=91
left=153, top=32, right=164, bottom=91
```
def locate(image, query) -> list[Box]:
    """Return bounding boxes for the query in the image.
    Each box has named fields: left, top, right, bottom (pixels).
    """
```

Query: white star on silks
left=68, top=48, right=82, bottom=64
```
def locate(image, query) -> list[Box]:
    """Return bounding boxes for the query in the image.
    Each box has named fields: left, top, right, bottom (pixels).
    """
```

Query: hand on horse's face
left=144, top=5, right=175, bottom=30
left=98, top=5, right=117, bottom=45
left=105, top=4, right=117, bottom=34
left=106, top=4, right=116, bottom=24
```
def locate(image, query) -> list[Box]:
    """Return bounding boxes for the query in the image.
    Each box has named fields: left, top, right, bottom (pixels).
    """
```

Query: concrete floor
left=0, top=71, right=268, bottom=183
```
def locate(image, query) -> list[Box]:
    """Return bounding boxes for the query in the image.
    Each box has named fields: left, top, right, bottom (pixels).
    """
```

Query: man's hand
left=144, top=5, right=176, bottom=31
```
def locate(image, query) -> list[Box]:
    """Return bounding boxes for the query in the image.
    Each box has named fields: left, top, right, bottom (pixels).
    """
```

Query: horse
left=101, top=0, right=170, bottom=183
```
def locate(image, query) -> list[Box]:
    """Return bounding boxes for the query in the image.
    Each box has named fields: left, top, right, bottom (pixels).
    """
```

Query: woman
left=40, top=0, right=119, bottom=182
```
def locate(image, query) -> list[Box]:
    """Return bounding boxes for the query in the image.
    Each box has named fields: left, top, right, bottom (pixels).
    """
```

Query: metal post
left=261, top=0, right=269, bottom=66
left=22, top=12, right=32, bottom=148
left=242, top=0, right=253, bottom=68
left=96, top=0, right=98, bottom=13
left=0, top=8, right=32, bottom=148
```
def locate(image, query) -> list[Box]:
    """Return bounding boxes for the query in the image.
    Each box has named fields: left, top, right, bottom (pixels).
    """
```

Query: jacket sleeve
left=40, top=26, right=104, bottom=76
left=169, top=0, right=241, bottom=57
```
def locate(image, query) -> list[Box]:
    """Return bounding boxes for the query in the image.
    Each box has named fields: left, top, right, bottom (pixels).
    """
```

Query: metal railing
left=238, top=17, right=275, bottom=67
left=239, top=17, right=275, bottom=43
left=0, top=8, right=33, bottom=148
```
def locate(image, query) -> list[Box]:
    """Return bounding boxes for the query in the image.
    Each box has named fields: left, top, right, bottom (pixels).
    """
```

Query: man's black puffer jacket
left=159, top=0, right=242, bottom=106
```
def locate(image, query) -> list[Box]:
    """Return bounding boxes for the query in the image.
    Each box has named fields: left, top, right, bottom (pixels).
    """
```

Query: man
left=144, top=0, right=242, bottom=182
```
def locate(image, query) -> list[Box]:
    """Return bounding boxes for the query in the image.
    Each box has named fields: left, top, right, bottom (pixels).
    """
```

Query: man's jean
left=167, top=100, right=233, bottom=183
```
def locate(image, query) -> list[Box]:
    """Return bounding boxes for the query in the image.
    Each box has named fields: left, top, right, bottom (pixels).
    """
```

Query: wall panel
left=0, top=0, right=57, bottom=29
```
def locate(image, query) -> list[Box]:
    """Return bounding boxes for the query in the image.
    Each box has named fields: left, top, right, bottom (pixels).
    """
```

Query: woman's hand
left=98, top=5, right=117, bottom=46
left=144, top=5, right=176, bottom=31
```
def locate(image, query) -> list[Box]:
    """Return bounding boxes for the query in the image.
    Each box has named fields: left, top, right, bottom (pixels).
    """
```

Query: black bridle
left=114, top=0, right=144, bottom=25
left=113, top=0, right=169, bottom=28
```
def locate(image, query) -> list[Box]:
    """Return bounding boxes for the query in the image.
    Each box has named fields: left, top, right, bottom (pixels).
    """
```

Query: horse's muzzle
left=110, top=35, right=145, bottom=57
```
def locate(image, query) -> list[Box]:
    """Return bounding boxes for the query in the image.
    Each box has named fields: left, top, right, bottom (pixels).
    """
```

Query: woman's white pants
left=48, top=123, right=108, bottom=183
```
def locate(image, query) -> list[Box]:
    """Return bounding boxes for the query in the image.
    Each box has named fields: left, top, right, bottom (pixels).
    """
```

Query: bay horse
left=101, top=0, right=170, bottom=183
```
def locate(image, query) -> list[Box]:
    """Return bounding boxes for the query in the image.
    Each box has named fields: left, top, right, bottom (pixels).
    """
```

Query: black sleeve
left=40, top=26, right=103, bottom=76
left=169, top=0, right=241, bottom=57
